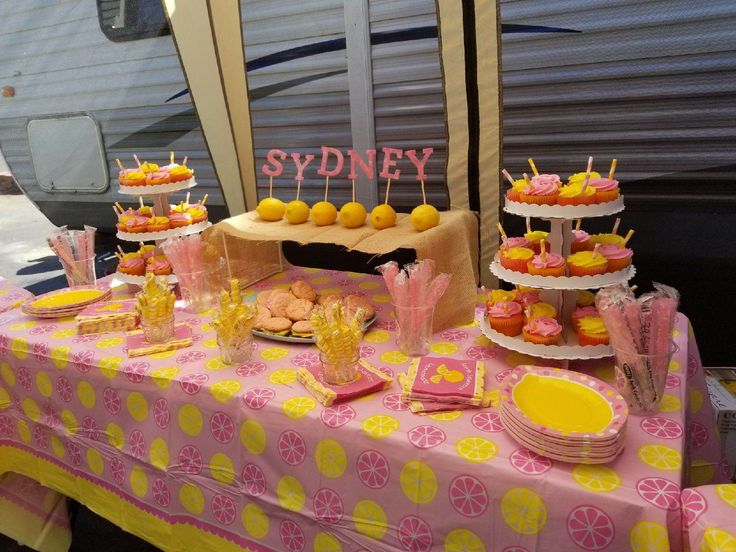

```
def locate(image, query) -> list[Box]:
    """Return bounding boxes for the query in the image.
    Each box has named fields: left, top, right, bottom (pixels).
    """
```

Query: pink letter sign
left=405, top=148, right=433, bottom=180
left=291, top=153, right=315, bottom=181
left=347, top=149, right=376, bottom=180
left=317, top=146, right=345, bottom=177
left=262, top=149, right=287, bottom=177
left=380, top=147, right=403, bottom=179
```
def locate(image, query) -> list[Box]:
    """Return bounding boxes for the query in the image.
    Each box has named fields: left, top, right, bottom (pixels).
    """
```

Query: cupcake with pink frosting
left=514, top=287, right=540, bottom=308
left=505, top=236, right=531, bottom=249
left=598, top=244, right=633, bottom=272
left=520, top=174, right=560, bottom=205
left=571, top=228, right=590, bottom=253
left=587, top=177, right=620, bottom=203
left=522, top=316, right=562, bottom=345
left=487, top=300, right=524, bottom=336
left=527, top=252, right=566, bottom=277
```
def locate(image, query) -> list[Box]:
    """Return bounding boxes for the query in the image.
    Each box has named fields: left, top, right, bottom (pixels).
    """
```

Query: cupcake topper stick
left=170, top=151, right=175, bottom=165
left=117, top=245, right=125, bottom=257
left=420, top=179, right=427, bottom=204
left=611, top=217, right=621, bottom=235
left=139, top=196, right=144, bottom=208
left=201, top=194, right=208, bottom=206
left=501, top=169, right=515, bottom=185
left=324, top=175, right=330, bottom=202
left=185, top=192, right=190, bottom=207
left=623, top=229, right=635, bottom=246
left=608, top=158, right=618, bottom=180
left=351, top=179, right=356, bottom=203
left=115, top=158, right=126, bottom=172
left=384, top=179, right=391, bottom=205
left=182, top=156, right=188, bottom=166
left=581, top=156, right=594, bottom=191
left=592, top=242, right=601, bottom=258
left=630, top=285, right=638, bottom=292
left=528, top=158, right=539, bottom=176
left=133, top=154, right=142, bottom=169
left=522, top=172, right=531, bottom=184
left=112, top=205, right=120, bottom=217
left=526, top=217, right=532, bottom=234
left=496, top=222, right=509, bottom=249
left=575, top=218, right=582, bottom=231
left=540, top=237, right=547, bottom=261
left=114, top=201, right=125, bottom=213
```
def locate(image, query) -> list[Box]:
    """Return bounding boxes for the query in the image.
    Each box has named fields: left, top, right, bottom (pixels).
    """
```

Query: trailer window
left=97, top=0, right=170, bottom=42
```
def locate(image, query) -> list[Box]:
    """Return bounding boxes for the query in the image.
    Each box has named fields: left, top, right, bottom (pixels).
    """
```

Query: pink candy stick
left=427, top=273, right=451, bottom=305
left=376, top=261, right=400, bottom=298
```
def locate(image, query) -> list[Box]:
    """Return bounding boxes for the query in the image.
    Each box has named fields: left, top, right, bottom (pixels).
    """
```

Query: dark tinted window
left=97, top=0, right=170, bottom=42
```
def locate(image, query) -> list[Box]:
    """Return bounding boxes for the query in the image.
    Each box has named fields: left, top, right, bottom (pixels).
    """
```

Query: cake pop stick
left=420, top=180, right=427, bottom=204
left=269, top=176, right=273, bottom=198
left=324, top=176, right=330, bottom=202
left=133, top=154, right=142, bottom=169
left=496, top=222, right=509, bottom=249
left=580, top=156, right=594, bottom=191
left=384, top=179, right=391, bottom=204
left=502, top=169, right=515, bottom=185
left=528, top=158, right=539, bottom=176
left=351, top=179, right=356, bottom=203
left=608, top=159, right=618, bottom=180
left=623, top=229, right=635, bottom=246
left=611, top=217, right=621, bottom=235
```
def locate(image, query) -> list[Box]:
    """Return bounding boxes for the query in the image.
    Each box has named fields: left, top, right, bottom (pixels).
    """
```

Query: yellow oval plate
left=30, top=288, right=107, bottom=309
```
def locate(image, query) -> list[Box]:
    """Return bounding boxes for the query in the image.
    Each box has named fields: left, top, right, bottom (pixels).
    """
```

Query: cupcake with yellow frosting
left=486, top=289, right=517, bottom=306
left=500, top=247, right=534, bottom=273
left=576, top=290, right=596, bottom=307
left=567, top=171, right=600, bottom=185
left=557, top=181, right=596, bottom=206
left=567, top=249, right=608, bottom=276
left=526, top=302, right=556, bottom=322
left=577, top=316, right=609, bottom=346
left=523, top=230, right=549, bottom=254
left=587, top=233, right=625, bottom=249
left=169, top=164, right=194, bottom=183
left=506, top=178, right=527, bottom=202
left=139, top=162, right=159, bottom=174
left=120, top=170, right=146, bottom=187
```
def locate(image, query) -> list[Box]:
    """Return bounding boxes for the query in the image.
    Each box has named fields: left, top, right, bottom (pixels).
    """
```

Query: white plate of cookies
left=251, top=280, right=377, bottom=344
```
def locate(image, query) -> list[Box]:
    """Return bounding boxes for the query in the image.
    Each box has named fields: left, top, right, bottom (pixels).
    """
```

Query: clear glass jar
left=320, top=352, right=360, bottom=385
left=218, top=333, right=254, bottom=365
left=141, top=312, right=175, bottom=344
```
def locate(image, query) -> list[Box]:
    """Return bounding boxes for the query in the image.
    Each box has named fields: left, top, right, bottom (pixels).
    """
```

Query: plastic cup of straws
left=393, top=303, right=435, bottom=357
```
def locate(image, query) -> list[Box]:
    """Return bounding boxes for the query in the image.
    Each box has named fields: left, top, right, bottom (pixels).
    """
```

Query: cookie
left=254, top=305, right=272, bottom=329
left=285, top=298, right=314, bottom=321
left=261, top=317, right=292, bottom=335
left=345, top=294, right=375, bottom=322
left=317, top=293, right=342, bottom=306
left=290, top=280, right=317, bottom=302
left=256, top=290, right=273, bottom=306
left=268, top=291, right=295, bottom=317
left=291, top=320, right=314, bottom=336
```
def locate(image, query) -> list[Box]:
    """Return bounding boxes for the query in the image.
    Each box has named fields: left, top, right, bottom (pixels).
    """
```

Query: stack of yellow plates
left=21, top=286, right=112, bottom=319
left=500, top=365, right=628, bottom=464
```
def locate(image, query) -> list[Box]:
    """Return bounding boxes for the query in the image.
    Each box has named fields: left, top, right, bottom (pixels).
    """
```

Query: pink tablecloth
left=0, top=266, right=727, bottom=552
left=0, top=276, right=32, bottom=313
left=682, top=484, right=736, bottom=551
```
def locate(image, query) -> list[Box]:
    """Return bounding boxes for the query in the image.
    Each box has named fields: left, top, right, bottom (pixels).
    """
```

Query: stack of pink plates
left=21, top=285, right=112, bottom=319
left=500, top=365, right=628, bottom=464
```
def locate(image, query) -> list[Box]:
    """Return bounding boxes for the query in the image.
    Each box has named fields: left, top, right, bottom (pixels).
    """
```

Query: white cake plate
left=504, top=196, right=624, bottom=220
left=113, top=272, right=178, bottom=285
left=490, top=255, right=635, bottom=290
left=118, top=177, right=197, bottom=196
left=117, top=221, right=211, bottom=242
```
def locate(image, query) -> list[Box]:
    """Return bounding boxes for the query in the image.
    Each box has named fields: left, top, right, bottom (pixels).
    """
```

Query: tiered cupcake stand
left=479, top=196, right=632, bottom=361
left=113, top=176, right=211, bottom=286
